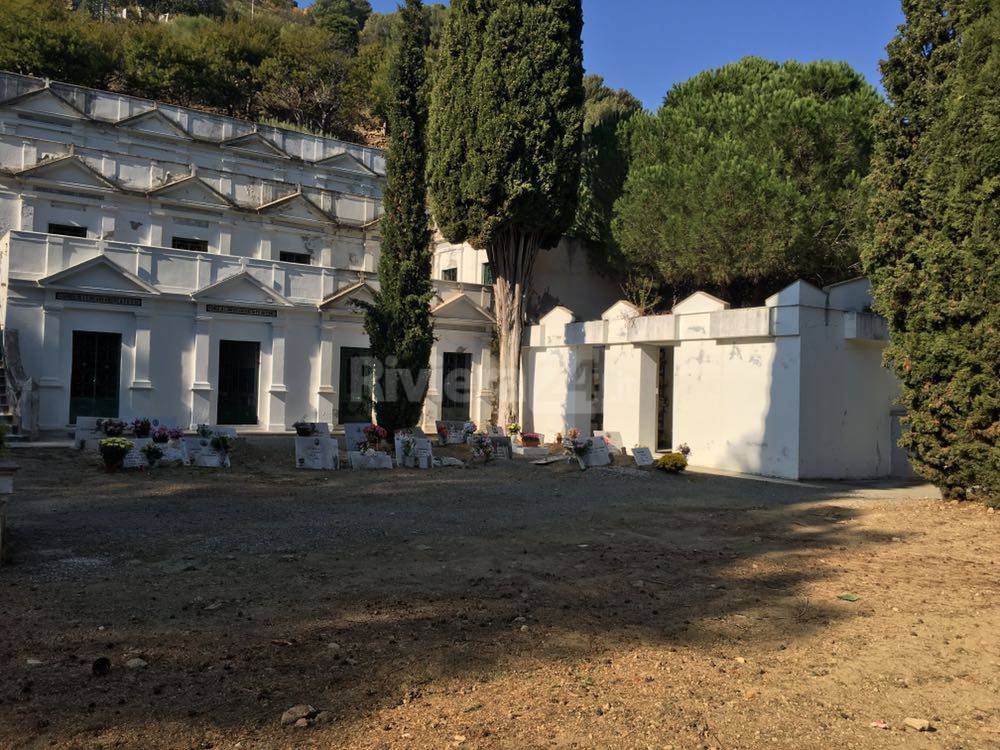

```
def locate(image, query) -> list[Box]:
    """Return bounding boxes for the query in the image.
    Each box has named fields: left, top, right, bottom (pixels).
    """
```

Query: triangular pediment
left=314, top=151, right=375, bottom=175
left=320, top=280, right=377, bottom=312
left=40, top=255, right=160, bottom=295
left=221, top=132, right=290, bottom=159
left=150, top=176, right=233, bottom=208
left=2, top=88, right=87, bottom=121
left=432, top=293, right=495, bottom=323
left=673, top=291, right=730, bottom=314
left=258, top=192, right=331, bottom=223
left=117, top=109, right=191, bottom=140
left=194, top=271, right=292, bottom=306
left=601, top=300, right=641, bottom=321
left=17, top=155, right=117, bottom=192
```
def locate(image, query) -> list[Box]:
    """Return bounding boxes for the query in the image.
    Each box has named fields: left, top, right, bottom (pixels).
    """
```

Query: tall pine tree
left=360, top=0, right=434, bottom=434
left=864, top=0, right=999, bottom=499
left=427, top=0, right=584, bottom=425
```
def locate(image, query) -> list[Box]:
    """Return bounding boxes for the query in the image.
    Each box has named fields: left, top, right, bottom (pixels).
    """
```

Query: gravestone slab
left=594, top=431, right=625, bottom=455
left=435, top=420, right=467, bottom=445
left=394, top=436, right=434, bottom=467
left=582, top=439, right=612, bottom=468
left=74, top=417, right=107, bottom=451
left=490, top=436, right=513, bottom=460
left=295, top=436, right=339, bottom=470
left=348, top=450, right=393, bottom=470
left=512, top=444, right=549, bottom=458
left=631, top=446, right=655, bottom=466
left=183, top=437, right=231, bottom=468
left=122, top=438, right=151, bottom=469
left=159, top=440, right=190, bottom=466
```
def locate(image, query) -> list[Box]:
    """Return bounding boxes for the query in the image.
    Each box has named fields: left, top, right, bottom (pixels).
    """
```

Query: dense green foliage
left=864, top=0, right=999, bottom=498
left=613, top=57, right=881, bottom=305
left=359, top=0, right=435, bottom=433
left=571, top=74, right=643, bottom=268
left=427, top=0, right=584, bottom=249
left=427, top=0, right=584, bottom=422
left=0, top=0, right=446, bottom=143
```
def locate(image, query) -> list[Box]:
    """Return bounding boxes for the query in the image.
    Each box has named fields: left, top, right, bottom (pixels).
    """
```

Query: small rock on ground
left=281, top=705, right=316, bottom=726
left=904, top=717, right=932, bottom=731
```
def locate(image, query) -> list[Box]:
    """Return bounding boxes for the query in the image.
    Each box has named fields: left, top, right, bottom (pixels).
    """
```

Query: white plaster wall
left=797, top=307, right=898, bottom=478
left=672, top=337, right=802, bottom=479
left=521, top=346, right=593, bottom=439
left=601, top=343, right=658, bottom=452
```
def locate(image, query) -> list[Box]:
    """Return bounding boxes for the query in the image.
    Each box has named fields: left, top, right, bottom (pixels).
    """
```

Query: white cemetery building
left=0, top=72, right=496, bottom=434
left=0, top=72, right=911, bottom=481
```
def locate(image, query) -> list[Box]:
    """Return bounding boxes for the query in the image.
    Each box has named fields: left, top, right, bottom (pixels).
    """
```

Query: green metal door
left=217, top=340, right=260, bottom=425
left=69, top=330, right=121, bottom=424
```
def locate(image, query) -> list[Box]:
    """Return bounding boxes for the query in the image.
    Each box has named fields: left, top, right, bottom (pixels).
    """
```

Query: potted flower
left=507, top=421, right=521, bottom=437
left=361, top=423, right=387, bottom=452
left=167, top=427, right=184, bottom=443
left=99, top=437, right=133, bottom=472
left=131, top=418, right=152, bottom=438
left=436, top=424, right=448, bottom=446
left=151, top=426, right=170, bottom=444
left=97, top=419, right=126, bottom=437
left=141, top=441, right=164, bottom=466
left=211, top=434, right=233, bottom=456
left=562, top=429, right=591, bottom=470
left=655, top=452, right=688, bottom=473
left=462, top=421, right=477, bottom=440
left=399, top=434, right=417, bottom=467
left=520, top=432, right=541, bottom=448
left=197, top=424, right=213, bottom=439
left=293, top=421, right=316, bottom=437
left=470, top=432, right=494, bottom=463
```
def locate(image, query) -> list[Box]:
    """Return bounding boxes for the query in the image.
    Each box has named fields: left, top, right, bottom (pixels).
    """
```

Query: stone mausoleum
left=0, top=72, right=911, bottom=481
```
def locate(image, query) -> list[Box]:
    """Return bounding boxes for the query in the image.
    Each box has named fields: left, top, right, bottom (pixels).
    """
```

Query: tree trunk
left=488, top=227, right=543, bottom=427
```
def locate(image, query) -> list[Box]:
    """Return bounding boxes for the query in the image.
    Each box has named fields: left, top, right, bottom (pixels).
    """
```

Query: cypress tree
left=864, top=0, right=999, bottom=499
left=359, top=0, right=434, bottom=434
left=427, top=0, right=584, bottom=425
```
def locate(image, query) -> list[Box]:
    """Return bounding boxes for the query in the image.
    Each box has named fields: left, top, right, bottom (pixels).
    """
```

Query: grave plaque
left=122, top=438, right=151, bottom=469
left=296, top=436, right=339, bottom=470
left=434, top=420, right=466, bottom=445
left=490, top=435, right=513, bottom=460
left=631, top=446, right=654, bottom=466
left=183, top=437, right=230, bottom=468
left=394, top=436, right=434, bottom=467
left=582, top=439, right=612, bottom=468
left=594, top=431, right=625, bottom=455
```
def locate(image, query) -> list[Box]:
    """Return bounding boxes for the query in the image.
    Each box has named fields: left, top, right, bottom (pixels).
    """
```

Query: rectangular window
left=171, top=236, right=209, bottom=252
left=48, top=223, right=87, bottom=238
left=442, top=267, right=458, bottom=282
left=482, top=262, right=493, bottom=286
left=279, top=251, right=312, bottom=265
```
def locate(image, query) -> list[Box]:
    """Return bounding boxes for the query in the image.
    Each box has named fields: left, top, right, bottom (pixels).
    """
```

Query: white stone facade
left=521, top=278, right=912, bottom=480
left=0, top=73, right=495, bottom=432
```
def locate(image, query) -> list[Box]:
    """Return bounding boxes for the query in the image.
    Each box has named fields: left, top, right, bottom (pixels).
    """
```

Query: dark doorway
left=217, top=340, right=259, bottom=425
left=656, top=346, right=674, bottom=451
left=590, top=346, right=605, bottom=434
left=69, top=330, right=121, bottom=424
left=441, top=351, right=472, bottom=422
left=338, top=347, right=374, bottom=424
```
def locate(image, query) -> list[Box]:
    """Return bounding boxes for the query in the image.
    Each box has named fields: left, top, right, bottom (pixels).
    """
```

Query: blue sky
left=337, top=0, right=905, bottom=109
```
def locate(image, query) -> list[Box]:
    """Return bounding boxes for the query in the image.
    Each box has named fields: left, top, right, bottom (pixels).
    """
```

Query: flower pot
left=521, top=439, right=540, bottom=448
left=295, top=425, right=315, bottom=437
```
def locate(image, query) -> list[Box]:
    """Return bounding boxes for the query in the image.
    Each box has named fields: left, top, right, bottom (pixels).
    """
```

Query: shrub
left=655, top=452, right=687, bottom=473
left=99, top=437, right=133, bottom=471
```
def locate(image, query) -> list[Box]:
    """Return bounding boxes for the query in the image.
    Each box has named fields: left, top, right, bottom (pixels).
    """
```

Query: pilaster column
left=267, top=320, right=287, bottom=431
left=317, top=321, right=336, bottom=424
left=474, top=337, right=493, bottom=426
left=422, top=344, right=441, bottom=430
left=190, top=313, right=213, bottom=428
left=39, top=302, right=63, bottom=389
left=130, top=312, right=153, bottom=415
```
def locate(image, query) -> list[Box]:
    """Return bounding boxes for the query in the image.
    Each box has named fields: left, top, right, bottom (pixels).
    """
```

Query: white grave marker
left=594, top=431, right=625, bottom=455
left=348, top=450, right=393, bottom=470
left=343, top=423, right=369, bottom=452
left=295, top=436, right=339, bottom=470
left=631, top=446, right=655, bottom=466
left=394, top=436, right=434, bottom=467
left=582, top=439, right=612, bottom=468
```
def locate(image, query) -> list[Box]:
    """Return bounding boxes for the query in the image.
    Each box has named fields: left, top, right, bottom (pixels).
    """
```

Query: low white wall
left=673, top=336, right=801, bottom=479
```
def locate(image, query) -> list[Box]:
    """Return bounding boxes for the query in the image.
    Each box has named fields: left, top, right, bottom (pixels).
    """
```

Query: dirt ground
left=1, top=438, right=997, bottom=750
